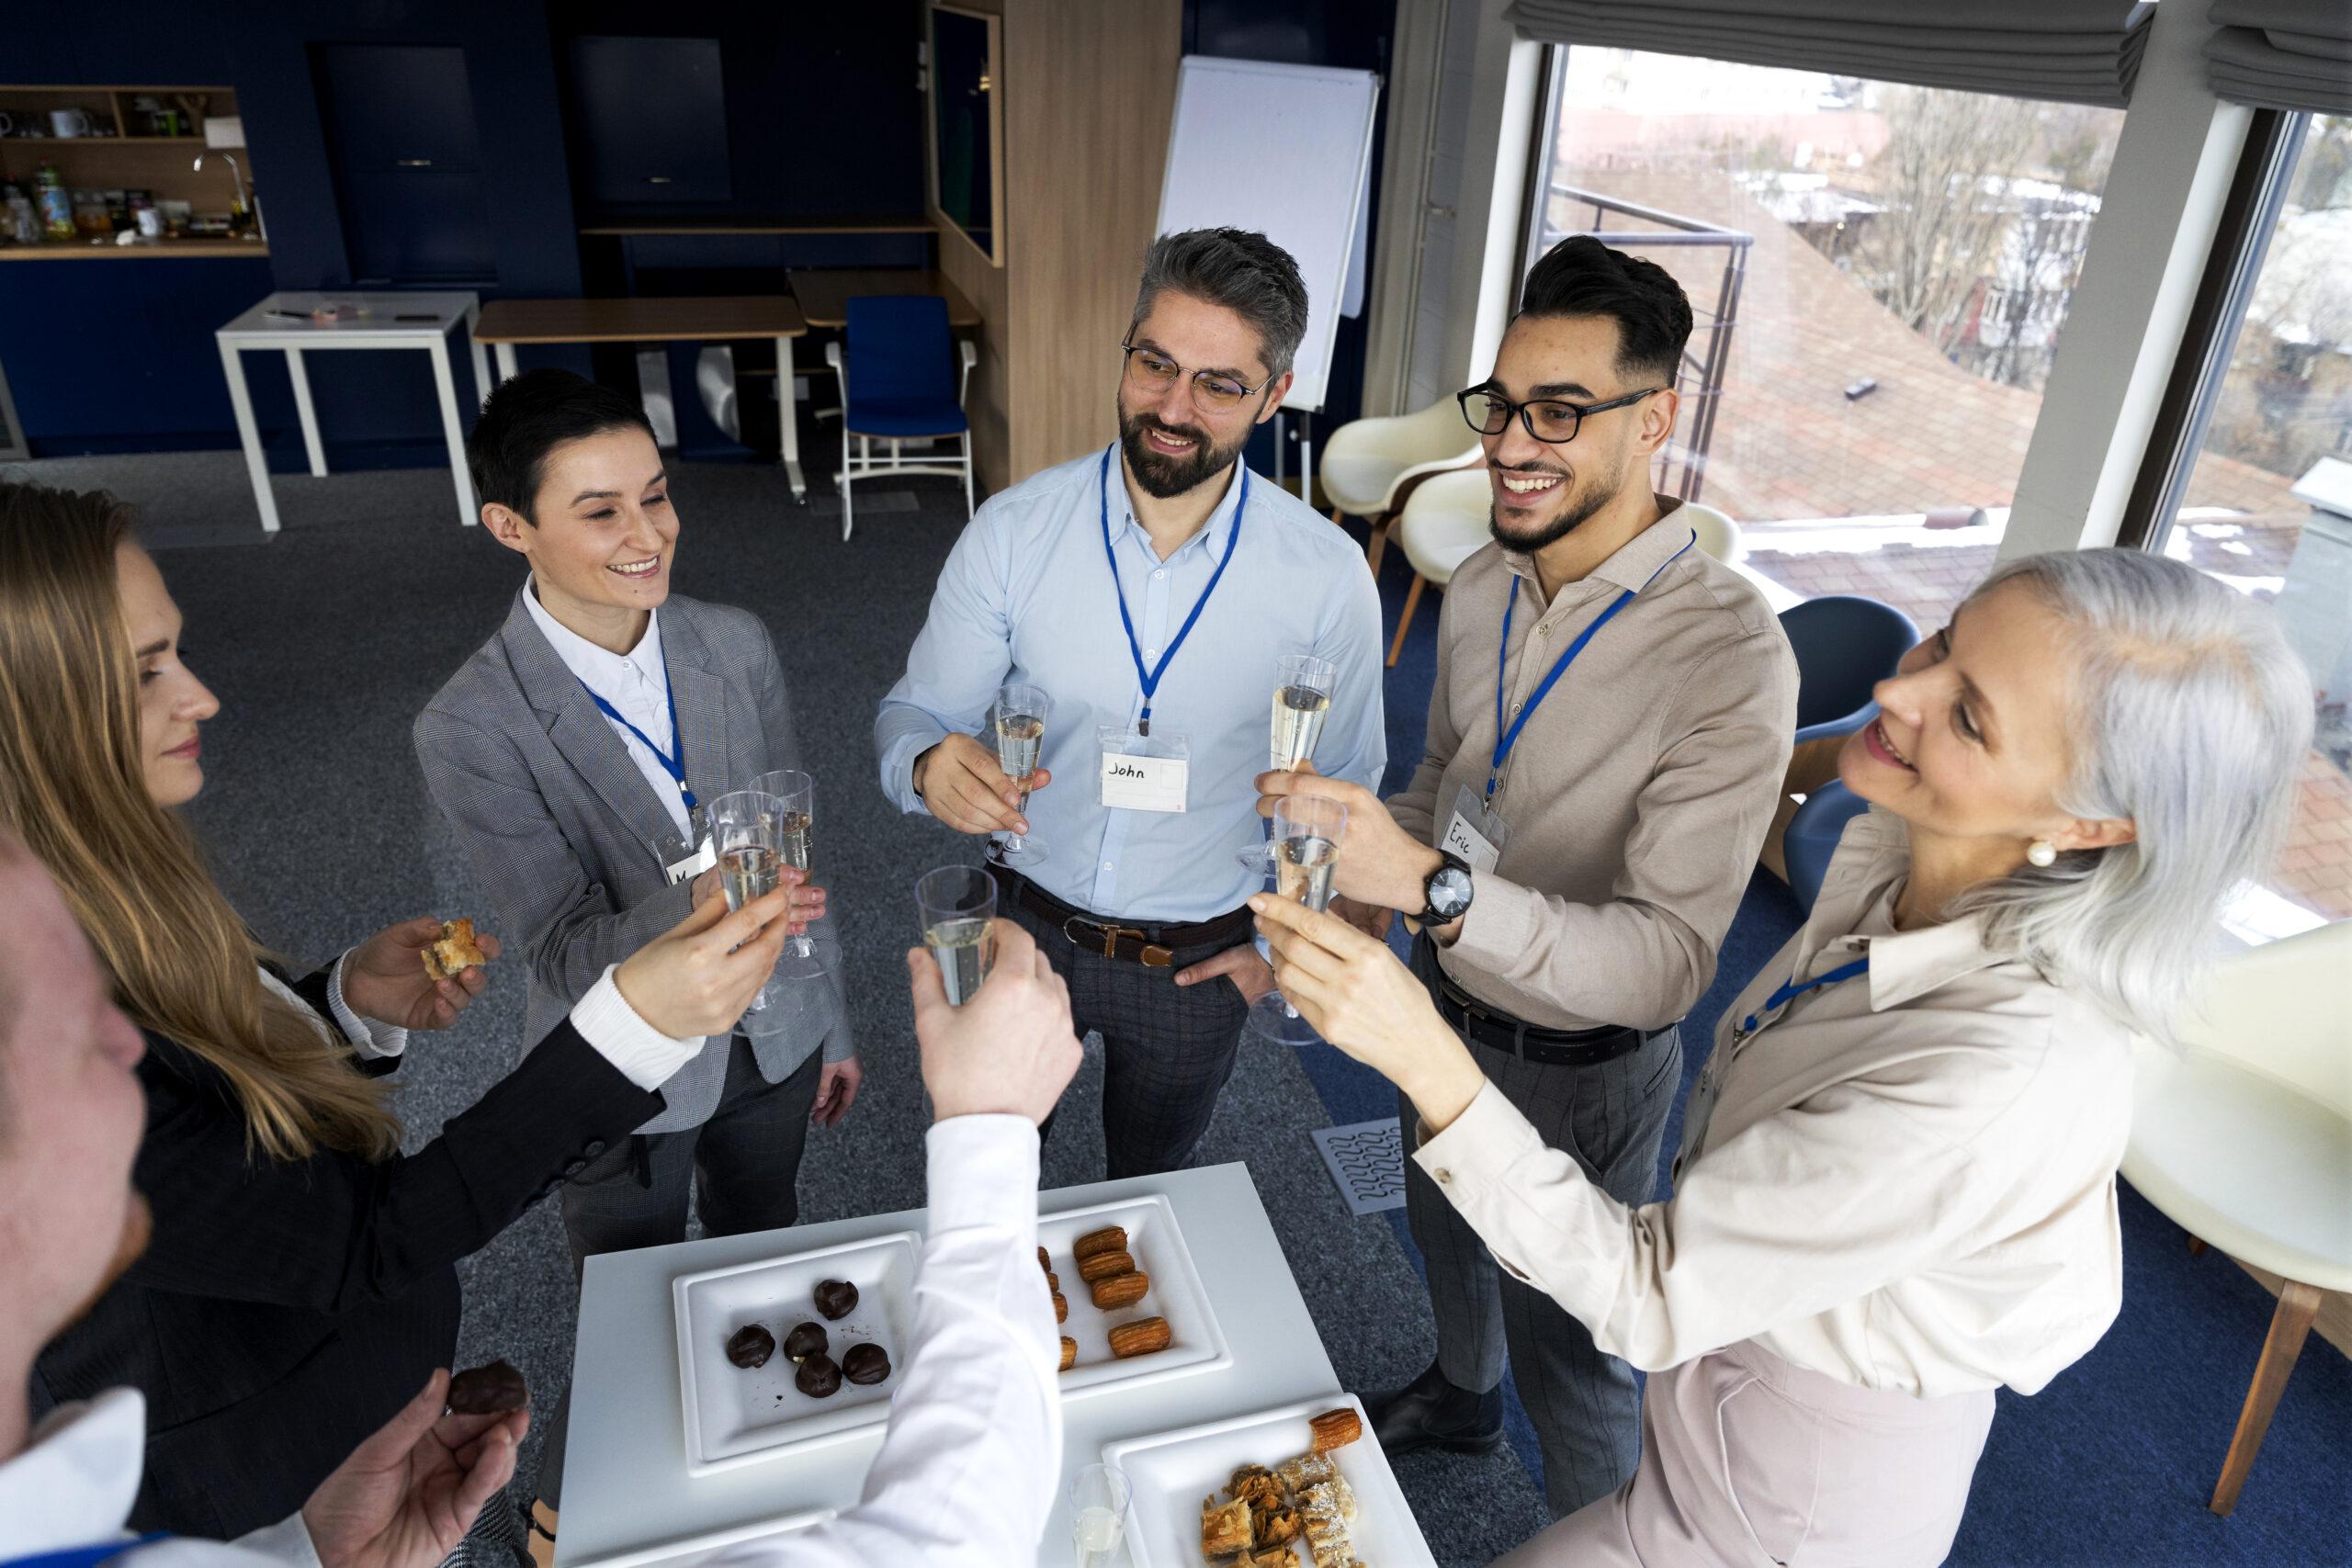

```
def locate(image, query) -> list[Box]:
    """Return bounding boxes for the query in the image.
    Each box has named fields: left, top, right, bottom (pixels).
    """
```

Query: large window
left=1524, top=49, right=2123, bottom=631
left=2146, top=115, right=2351, bottom=932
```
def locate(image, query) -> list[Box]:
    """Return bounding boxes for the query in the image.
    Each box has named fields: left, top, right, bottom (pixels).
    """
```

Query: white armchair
left=1319, top=396, right=1482, bottom=574
left=2121, top=919, right=2352, bottom=1515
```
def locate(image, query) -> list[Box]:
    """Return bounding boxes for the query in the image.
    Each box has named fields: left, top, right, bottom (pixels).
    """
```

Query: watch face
left=1428, top=865, right=1475, bottom=920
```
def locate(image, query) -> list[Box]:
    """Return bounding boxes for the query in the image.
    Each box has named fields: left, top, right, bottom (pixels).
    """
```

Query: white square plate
left=1103, top=1394, right=1439, bottom=1568
left=565, top=1510, right=836, bottom=1568
left=1038, top=1194, right=1231, bottom=1400
left=672, top=1232, right=919, bottom=1474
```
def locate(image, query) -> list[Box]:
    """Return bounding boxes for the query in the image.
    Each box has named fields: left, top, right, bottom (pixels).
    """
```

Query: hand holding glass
left=989, top=682, right=1050, bottom=869
left=707, top=790, right=783, bottom=1011
left=915, top=865, right=998, bottom=1006
left=1239, top=652, right=1340, bottom=875
left=751, top=768, right=829, bottom=982
left=1249, top=795, right=1349, bottom=1045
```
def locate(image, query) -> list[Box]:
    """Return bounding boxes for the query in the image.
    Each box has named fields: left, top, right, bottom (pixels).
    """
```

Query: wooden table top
left=577, top=215, right=933, bottom=237
left=472, top=295, right=808, bottom=344
left=788, top=268, right=981, bottom=329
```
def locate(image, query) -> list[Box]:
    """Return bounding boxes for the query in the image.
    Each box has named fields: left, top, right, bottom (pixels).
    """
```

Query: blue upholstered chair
left=1781, top=779, right=1872, bottom=911
left=1778, top=593, right=1921, bottom=746
left=822, top=295, right=978, bottom=540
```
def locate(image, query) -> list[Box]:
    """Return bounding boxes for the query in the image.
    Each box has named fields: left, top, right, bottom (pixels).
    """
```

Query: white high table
left=216, top=292, right=489, bottom=533
left=556, top=1162, right=1340, bottom=1568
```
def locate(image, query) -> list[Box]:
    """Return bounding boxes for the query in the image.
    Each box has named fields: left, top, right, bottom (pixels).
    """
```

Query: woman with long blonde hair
left=2, top=479, right=797, bottom=1540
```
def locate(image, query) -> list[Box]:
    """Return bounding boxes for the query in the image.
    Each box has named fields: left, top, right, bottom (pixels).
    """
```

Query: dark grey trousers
left=1004, top=899, right=1251, bottom=1180
left=537, top=1035, right=822, bottom=1504
left=1403, top=936, right=1683, bottom=1520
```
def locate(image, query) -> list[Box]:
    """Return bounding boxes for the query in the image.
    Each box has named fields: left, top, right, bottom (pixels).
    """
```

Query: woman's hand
left=344, top=918, right=503, bottom=1032
left=1250, top=893, right=1487, bottom=1134
left=614, top=883, right=793, bottom=1039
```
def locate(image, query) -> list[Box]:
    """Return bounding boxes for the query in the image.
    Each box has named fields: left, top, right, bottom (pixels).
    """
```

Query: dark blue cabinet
left=312, top=43, right=497, bottom=286
left=566, top=36, right=733, bottom=207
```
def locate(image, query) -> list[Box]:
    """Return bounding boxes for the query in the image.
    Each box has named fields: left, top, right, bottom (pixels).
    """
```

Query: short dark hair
left=468, top=368, right=657, bottom=524
left=1518, top=235, right=1693, bottom=389
left=1131, top=228, right=1310, bottom=379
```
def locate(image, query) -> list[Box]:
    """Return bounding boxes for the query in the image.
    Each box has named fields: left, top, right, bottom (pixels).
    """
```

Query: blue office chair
left=1783, top=779, right=1872, bottom=912
left=823, top=295, right=978, bottom=541
left=1778, top=594, right=1921, bottom=745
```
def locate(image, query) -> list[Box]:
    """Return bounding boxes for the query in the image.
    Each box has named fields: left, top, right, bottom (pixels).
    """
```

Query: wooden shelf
left=580, top=216, right=933, bottom=237
left=0, top=239, right=266, bottom=260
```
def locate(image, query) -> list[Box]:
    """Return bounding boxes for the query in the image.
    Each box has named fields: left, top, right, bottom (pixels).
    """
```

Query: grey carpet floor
left=16, top=450, right=1548, bottom=1565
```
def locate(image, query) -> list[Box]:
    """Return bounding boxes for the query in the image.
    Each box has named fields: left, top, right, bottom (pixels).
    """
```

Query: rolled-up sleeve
left=875, top=507, right=1017, bottom=816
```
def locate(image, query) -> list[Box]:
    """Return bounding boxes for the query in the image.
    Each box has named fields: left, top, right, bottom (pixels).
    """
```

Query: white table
left=216, top=292, right=490, bottom=532
left=556, top=1162, right=1342, bottom=1568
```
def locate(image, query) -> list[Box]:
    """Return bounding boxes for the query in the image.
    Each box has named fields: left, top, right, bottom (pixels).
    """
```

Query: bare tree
left=1849, top=85, right=2040, bottom=355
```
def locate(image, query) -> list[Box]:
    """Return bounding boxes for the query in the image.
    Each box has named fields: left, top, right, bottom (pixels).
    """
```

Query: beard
left=1487, top=462, right=1626, bottom=553
left=60, top=1190, right=151, bottom=1330
left=1118, top=403, right=1250, bottom=500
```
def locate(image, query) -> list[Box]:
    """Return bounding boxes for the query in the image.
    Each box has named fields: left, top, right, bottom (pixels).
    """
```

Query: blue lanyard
left=3, top=1535, right=172, bottom=1568
left=578, top=649, right=696, bottom=813
left=1488, top=531, right=1696, bottom=803
left=1736, top=956, right=1869, bottom=1039
left=1098, top=446, right=1246, bottom=737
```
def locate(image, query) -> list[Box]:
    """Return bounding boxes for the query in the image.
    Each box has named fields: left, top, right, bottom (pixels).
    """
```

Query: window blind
left=2205, top=0, right=2352, bottom=114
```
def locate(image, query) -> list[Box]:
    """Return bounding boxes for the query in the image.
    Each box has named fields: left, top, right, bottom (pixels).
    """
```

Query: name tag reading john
left=1097, top=724, right=1190, bottom=814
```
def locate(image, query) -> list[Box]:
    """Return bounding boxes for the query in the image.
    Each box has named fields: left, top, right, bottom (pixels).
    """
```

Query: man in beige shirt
left=1262, top=235, right=1795, bottom=1516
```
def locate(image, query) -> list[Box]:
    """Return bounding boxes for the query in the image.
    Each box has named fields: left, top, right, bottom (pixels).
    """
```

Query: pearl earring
left=2027, top=840, right=2058, bottom=868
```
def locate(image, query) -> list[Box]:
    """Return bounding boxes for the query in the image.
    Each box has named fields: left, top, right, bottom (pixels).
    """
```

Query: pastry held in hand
left=421, top=918, right=488, bottom=979
left=1107, top=1315, right=1170, bottom=1359
left=1072, top=1224, right=1127, bottom=1261
left=1090, top=1270, right=1150, bottom=1310
left=1309, top=1406, right=1363, bottom=1451
left=446, top=1359, right=527, bottom=1415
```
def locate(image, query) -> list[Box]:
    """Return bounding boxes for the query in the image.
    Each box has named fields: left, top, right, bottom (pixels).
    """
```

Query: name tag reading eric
left=1441, top=783, right=1504, bottom=873
left=1099, top=751, right=1190, bottom=814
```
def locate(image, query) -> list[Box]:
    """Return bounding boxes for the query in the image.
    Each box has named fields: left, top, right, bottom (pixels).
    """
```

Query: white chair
left=1685, top=505, right=1742, bottom=565
left=2120, top=919, right=2352, bottom=1515
left=821, top=295, right=979, bottom=541
left=1384, top=468, right=1494, bottom=668
left=1319, top=397, right=1482, bottom=574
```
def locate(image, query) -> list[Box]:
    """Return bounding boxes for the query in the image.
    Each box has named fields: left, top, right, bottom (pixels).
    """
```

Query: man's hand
left=1329, top=893, right=1395, bottom=942
left=691, top=868, right=823, bottom=935
left=1256, top=767, right=1442, bottom=917
left=615, top=883, right=794, bottom=1039
left=301, top=1370, right=526, bottom=1568
left=914, top=733, right=1050, bottom=836
left=345, top=918, right=503, bottom=1032
left=1250, top=893, right=1485, bottom=1135
left=908, top=919, right=1081, bottom=1124
left=811, top=1055, right=864, bottom=1126
left=1173, top=944, right=1277, bottom=1005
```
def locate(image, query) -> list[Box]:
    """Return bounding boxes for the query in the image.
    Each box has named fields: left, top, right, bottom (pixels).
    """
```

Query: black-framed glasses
left=1121, top=339, right=1274, bottom=413
left=1458, top=385, right=1664, bottom=444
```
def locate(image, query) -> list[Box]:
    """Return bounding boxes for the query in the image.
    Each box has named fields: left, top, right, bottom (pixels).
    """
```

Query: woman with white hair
left=1249, top=548, right=2313, bottom=1566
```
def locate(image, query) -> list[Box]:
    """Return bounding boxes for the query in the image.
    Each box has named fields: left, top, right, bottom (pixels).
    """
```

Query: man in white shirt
left=1, top=828, right=1081, bottom=1568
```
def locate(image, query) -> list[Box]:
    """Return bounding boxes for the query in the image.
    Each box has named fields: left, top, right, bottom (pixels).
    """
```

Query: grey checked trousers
left=1403, top=934, right=1683, bottom=1520
left=1004, top=898, right=1251, bottom=1179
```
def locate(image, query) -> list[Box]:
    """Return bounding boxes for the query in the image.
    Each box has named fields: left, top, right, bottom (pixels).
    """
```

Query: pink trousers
left=1495, top=1339, right=1996, bottom=1568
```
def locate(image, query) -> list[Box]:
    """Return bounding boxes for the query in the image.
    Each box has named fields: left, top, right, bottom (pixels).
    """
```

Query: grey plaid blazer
left=414, top=589, right=850, bottom=1133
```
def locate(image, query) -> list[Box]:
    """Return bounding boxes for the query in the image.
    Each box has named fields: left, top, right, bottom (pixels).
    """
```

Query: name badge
left=1097, top=724, right=1190, bottom=814
left=664, top=836, right=716, bottom=886
left=1441, top=783, right=1504, bottom=874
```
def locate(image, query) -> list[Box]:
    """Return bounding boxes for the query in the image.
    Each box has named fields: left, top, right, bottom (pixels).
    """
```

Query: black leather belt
left=988, top=863, right=1252, bottom=969
left=1424, top=957, right=1658, bottom=1066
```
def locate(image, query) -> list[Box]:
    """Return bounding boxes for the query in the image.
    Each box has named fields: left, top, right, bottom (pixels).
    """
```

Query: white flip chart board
left=1156, top=57, right=1380, bottom=413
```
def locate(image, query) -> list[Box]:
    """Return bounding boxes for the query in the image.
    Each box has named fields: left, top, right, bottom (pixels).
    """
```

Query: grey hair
left=1130, top=229, right=1309, bottom=380
left=1946, top=547, right=2313, bottom=1043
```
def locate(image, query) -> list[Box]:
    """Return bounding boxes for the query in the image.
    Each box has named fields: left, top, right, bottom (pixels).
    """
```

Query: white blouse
left=1415, top=807, right=2132, bottom=1398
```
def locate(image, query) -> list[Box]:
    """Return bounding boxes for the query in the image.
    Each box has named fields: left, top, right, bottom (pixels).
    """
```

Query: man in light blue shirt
left=876, top=228, right=1384, bottom=1177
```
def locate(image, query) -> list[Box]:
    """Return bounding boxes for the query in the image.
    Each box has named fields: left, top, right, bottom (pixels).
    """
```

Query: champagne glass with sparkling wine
left=751, top=768, right=829, bottom=982
left=989, top=682, right=1050, bottom=869
left=914, top=865, right=998, bottom=1007
left=707, top=790, right=783, bottom=1011
left=1247, top=794, right=1350, bottom=1046
left=1238, top=652, right=1338, bottom=875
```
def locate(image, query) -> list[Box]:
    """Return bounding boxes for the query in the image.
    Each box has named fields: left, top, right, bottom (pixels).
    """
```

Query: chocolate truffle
left=725, top=1325, right=775, bottom=1370
left=841, top=1342, right=891, bottom=1385
left=811, top=1279, right=859, bottom=1321
left=794, top=1351, right=842, bottom=1398
left=446, top=1359, right=528, bottom=1415
left=783, top=1321, right=829, bottom=1362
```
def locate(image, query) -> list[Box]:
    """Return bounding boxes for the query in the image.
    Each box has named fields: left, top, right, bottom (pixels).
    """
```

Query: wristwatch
left=1419, top=851, right=1476, bottom=924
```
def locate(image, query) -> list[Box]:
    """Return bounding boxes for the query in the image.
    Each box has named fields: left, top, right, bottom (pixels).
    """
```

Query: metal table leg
left=775, top=333, right=807, bottom=502
left=285, top=347, right=327, bottom=477
left=219, top=341, right=280, bottom=534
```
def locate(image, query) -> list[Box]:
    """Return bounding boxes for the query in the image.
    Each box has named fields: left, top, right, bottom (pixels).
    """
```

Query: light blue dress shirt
left=876, top=444, right=1386, bottom=923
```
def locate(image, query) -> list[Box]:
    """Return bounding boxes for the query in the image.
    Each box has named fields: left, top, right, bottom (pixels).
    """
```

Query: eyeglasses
left=1121, top=339, right=1273, bottom=413
left=1457, top=385, right=1665, bottom=445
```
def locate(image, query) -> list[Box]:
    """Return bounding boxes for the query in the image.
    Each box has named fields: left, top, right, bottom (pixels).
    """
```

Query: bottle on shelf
left=35, top=162, right=74, bottom=242
left=4, top=182, right=38, bottom=246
